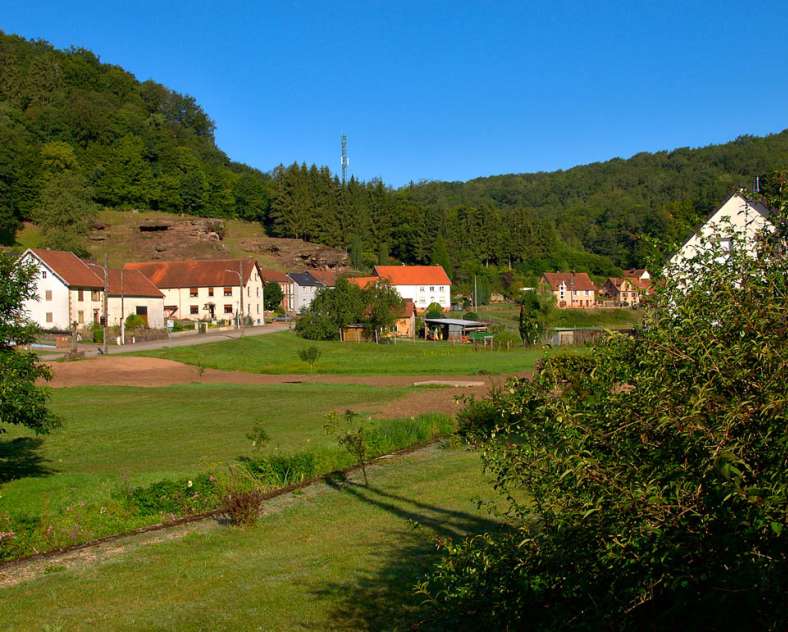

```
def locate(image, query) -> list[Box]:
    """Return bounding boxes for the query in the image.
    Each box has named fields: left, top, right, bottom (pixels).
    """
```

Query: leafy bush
left=420, top=202, right=788, bottom=630
left=220, top=488, right=265, bottom=526
left=298, top=346, right=321, bottom=369
left=425, top=302, right=444, bottom=318
left=124, top=313, right=146, bottom=331
left=118, top=473, right=219, bottom=516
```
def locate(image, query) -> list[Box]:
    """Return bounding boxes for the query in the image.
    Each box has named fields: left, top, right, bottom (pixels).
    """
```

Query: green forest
left=1, top=31, right=786, bottom=284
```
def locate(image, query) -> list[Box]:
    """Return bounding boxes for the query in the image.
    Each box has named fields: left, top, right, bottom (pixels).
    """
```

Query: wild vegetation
left=419, top=194, right=788, bottom=629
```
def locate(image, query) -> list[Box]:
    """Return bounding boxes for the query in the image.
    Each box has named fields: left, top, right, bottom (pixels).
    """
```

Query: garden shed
left=424, top=317, right=488, bottom=342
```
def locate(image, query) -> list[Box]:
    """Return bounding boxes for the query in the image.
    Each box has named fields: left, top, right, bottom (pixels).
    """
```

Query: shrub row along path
left=45, top=356, right=508, bottom=416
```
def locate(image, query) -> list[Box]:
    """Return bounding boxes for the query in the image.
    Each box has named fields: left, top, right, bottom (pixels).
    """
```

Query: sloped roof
left=346, top=276, right=379, bottom=289
left=85, top=264, right=163, bottom=298
left=27, top=249, right=104, bottom=288
left=374, top=265, right=452, bottom=286
left=542, top=272, right=597, bottom=292
left=124, top=259, right=258, bottom=288
left=623, top=269, right=648, bottom=279
left=288, top=271, right=324, bottom=287
left=260, top=268, right=291, bottom=284
left=396, top=298, right=415, bottom=319
left=309, top=269, right=338, bottom=287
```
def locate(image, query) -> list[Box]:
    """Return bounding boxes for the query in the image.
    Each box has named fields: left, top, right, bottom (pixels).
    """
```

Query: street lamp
left=225, top=266, right=244, bottom=336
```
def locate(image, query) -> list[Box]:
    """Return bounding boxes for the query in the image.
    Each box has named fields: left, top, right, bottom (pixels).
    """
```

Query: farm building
left=424, top=317, right=488, bottom=342
left=125, top=259, right=265, bottom=324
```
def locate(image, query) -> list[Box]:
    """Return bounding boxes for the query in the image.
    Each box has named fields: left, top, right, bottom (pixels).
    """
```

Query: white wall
left=162, top=271, right=265, bottom=324
left=20, top=254, right=71, bottom=331
left=292, top=283, right=321, bottom=313
left=392, top=284, right=451, bottom=311
left=108, top=296, right=165, bottom=329
left=68, top=288, right=104, bottom=329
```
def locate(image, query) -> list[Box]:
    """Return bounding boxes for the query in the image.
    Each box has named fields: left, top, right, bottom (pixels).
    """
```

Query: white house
left=18, top=248, right=106, bottom=331
left=372, top=265, right=452, bottom=312
left=287, top=271, right=325, bottom=313
left=124, top=258, right=265, bottom=324
left=85, top=264, right=165, bottom=329
left=668, top=192, right=773, bottom=272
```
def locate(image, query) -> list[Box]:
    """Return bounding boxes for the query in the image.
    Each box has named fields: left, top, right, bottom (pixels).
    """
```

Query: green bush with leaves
left=419, top=199, right=788, bottom=630
left=124, top=313, right=146, bottom=331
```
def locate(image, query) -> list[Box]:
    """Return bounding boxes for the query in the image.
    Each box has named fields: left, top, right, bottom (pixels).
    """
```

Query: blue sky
left=3, top=1, right=787, bottom=186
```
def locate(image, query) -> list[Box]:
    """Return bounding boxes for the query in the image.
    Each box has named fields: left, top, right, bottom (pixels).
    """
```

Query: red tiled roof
left=260, top=268, right=291, bottom=284
left=542, top=272, right=597, bottom=292
left=309, top=269, right=338, bottom=287
left=85, top=264, right=163, bottom=298
left=346, top=276, right=379, bottom=289
left=28, top=249, right=104, bottom=288
left=396, top=299, right=416, bottom=318
left=623, top=269, right=648, bottom=279
left=124, top=259, right=258, bottom=288
left=374, top=265, right=452, bottom=286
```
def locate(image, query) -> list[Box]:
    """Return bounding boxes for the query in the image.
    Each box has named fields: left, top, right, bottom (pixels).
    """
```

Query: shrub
left=220, top=488, right=264, bottom=526
left=420, top=202, right=788, bottom=629
left=118, top=474, right=219, bottom=516
left=298, top=346, right=321, bottom=369
left=124, top=313, right=146, bottom=331
left=425, top=302, right=444, bottom=319
left=463, top=311, right=479, bottom=320
left=241, top=452, right=317, bottom=487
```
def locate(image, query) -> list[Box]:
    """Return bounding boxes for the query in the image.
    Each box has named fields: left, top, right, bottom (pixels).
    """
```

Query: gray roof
left=424, top=318, right=487, bottom=327
left=288, top=272, right=324, bottom=287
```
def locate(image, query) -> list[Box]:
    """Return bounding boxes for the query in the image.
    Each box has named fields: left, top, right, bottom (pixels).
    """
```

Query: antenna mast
left=340, top=134, right=349, bottom=184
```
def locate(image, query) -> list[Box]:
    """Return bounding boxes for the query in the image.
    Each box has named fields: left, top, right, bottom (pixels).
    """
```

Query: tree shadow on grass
left=307, top=473, right=508, bottom=630
left=0, top=437, right=54, bottom=484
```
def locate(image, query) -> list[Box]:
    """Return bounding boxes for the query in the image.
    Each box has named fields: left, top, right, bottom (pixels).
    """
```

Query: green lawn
left=132, top=330, right=545, bottom=375
left=1, top=383, right=407, bottom=517
left=458, top=304, right=642, bottom=332
left=0, top=447, right=499, bottom=631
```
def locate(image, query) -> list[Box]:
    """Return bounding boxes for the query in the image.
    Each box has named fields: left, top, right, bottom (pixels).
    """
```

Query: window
left=190, top=305, right=199, bottom=315
left=208, top=287, right=214, bottom=297
left=78, top=311, right=84, bottom=324
left=224, top=287, right=232, bottom=296
left=419, top=286, right=425, bottom=292
left=45, top=312, right=53, bottom=323
left=91, top=290, right=101, bottom=301
left=247, top=286, right=250, bottom=297
left=256, top=287, right=260, bottom=297
left=190, top=288, right=198, bottom=297
left=429, top=286, right=434, bottom=292
left=78, top=289, right=84, bottom=302
left=224, top=304, right=233, bottom=314
left=45, top=290, right=52, bottom=301
left=42, top=270, right=47, bottom=279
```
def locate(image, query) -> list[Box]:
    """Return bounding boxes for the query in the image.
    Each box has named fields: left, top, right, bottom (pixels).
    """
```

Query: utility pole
left=340, top=134, right=349, bottom=185
left=120, top=268, right=125, bottom=345
left=102, top=254, right=109, bottom=355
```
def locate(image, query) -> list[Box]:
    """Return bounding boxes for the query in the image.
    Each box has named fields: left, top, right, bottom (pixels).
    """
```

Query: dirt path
left=45, top=356, right=514, bottom=390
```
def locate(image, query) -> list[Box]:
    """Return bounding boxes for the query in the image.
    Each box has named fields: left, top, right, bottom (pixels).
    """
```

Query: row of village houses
left=17, top=249, right=453, bottom=332
left=18, top=191, right=775, bottom=332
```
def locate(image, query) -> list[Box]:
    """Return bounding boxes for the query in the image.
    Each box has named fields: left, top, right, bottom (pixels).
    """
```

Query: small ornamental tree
left=0, top=254, right=58, bottom=434
left=325, top=409, right=369, bottom=486
left=263, top=282, right=283, bottom=311
left=419, top=199, right=788, bottom=630
left=298, top=346, right=321, bottom=370
left=517, top=287, right=553, bottom=346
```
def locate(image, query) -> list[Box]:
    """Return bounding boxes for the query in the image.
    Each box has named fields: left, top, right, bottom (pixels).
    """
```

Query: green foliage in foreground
left=134, top=329, right=547, bottom=375
left=420, top=206, right=788, bottom=629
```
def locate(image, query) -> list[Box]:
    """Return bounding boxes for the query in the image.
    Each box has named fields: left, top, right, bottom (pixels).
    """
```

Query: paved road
left=42, top=322, right=291, bottom=359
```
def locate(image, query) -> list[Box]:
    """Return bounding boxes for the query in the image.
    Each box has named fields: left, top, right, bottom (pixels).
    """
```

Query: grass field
left=1, top=382, right=463, bottom=558
left=0, top=446, right=499, bottom=631
left=457, top=304, right=643, bottom=332
left=133, top=330, right=547, bottom=375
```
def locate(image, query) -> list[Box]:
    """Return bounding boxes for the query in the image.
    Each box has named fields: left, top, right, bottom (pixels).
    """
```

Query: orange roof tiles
left=373, top=265, right=452, bottom=286
left=346, top=276, right=379, bottom=289
left=260, top=268, right=291, bottom=284
left=85, top=264, right=163, bottom=298
left=542, top=272, right=597, bottom=292
left=124, top=259, right=258, bottom=288
left=309, top=269, right=338, bottom=287
left=29, top=249, right=105, bottom=288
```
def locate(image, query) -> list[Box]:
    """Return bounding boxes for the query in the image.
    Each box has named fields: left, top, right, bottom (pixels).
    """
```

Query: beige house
left=542, top=272, right=597, bottom=308
left=125, top=258, right=265, bottom=324
left=85, top=264, right=165, bottom=329
left=600, top=277, right=640, bottom=306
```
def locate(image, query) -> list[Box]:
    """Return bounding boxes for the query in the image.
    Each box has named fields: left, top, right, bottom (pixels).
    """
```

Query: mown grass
left=0, top=447, right=499, bottom=631
left=133, top=330, right=546, bottom=375
left=0, top=383, right=455, bottom=559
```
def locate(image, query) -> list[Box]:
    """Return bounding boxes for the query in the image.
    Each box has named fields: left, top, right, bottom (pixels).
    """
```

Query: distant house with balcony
left=542, top=272, right=597, bottom=308
left=599, top=277, right=640, bottom=306
left=372, top=265, right=452, bottom=312
left=125, top=258, right=264, bottom=324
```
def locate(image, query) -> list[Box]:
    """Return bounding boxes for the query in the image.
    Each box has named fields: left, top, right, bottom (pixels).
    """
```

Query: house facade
left=19, top=249, right=105, bottom=331
left=372, top=265, right=452, bottom=312
left=542, top=272, right=597, bottom=308
left=600, top=277, right=640, bottom=306
left=287, top=272, right=325, bottom=313
left=125, top=259, right=265, bottom=324
left=668, top=192, right=773, bottom=273
left=85, top=265, right=165, bottom=329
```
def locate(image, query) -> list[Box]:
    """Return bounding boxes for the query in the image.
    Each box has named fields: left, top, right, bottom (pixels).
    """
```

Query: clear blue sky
left=3, top=1, right=787, bottom=186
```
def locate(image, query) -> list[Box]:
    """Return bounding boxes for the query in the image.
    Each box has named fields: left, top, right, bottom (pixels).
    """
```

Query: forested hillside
left=1, top=31, right=786, bottom=285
